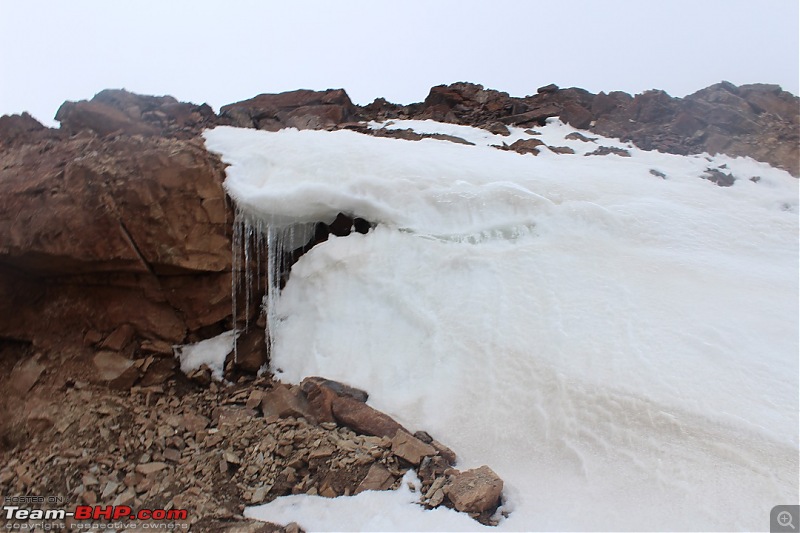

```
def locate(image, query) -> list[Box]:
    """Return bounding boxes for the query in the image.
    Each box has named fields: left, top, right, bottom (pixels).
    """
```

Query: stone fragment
left=101, top=481, right=120, bottom=500
left=139, top=357, right=177, bottom=387
left=585, top=146, right=631, bottom=157
left=355, top=463, right=395, bottom=494
left=391, top=430, right=436, bottom=466
left=246, top=390, right=266, bottom=410
left=508, top=138, right=545, bottom=155
left=188, top=365, right=213, bottom=386
left=163, top=448, right=181, bottom=462
left=330, top=395, right=405, bottom=439
left=113, top=487, right=136, bottom=506
left=92, top=351, right=139, bottom=389
left=10, top=358, right=45, bottom=394
left=179, top=413, right=210, bottom=434
left=565, top=131, right=597, bottom=142
left=547, top=145, right=575, bottom=154
left=101, top=324, right=136, bottom=352
left=135, top=462, right=168, bottom=475
left=444, top=465, right=504, bottom=513
left=261, top=384, right=315, bottom=422
left=300, top=376, right=366, bottom=423
left=429, top=488, right=445, bottom=507
left=431, top=440, right=458, bottom=466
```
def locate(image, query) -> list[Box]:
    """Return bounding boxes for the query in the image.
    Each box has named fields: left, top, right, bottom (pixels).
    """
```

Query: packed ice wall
left=203, top=121, right=799, bottom=531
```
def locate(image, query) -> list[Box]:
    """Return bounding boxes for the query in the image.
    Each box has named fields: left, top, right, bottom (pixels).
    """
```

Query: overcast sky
left=1, top=0, right=798, bottom=126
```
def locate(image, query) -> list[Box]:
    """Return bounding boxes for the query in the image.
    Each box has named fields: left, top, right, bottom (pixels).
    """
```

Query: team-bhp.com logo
left=4, top=505, right=188, bottom=529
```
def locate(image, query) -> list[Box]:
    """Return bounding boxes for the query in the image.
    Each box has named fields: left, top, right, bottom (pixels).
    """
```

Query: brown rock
left=9, top=358, right=45, bottom=394
left=92, top=351, right=139, bottom=389
left=220, top=89, right=358, bottom=131
left=261, top=384, right=315, bottom=422
left=0, top=113, right=52, bottom=147
left=537, top=83, right=559, bottom=94
left=0, top=130, right=231, bottom=349
left=702, top=168, right=736, bottom=187
left=445, top=465, right=504, bottom=513
left=547, top=145, right=575, bottom=155
left=162, top=448, right=182, bottom=463
left=483, top=122, right=510, bottom=136
left=55, top=100, right=158, bottom=137
left=355, top=463, right=395, bottom=494
left=101, top=324, right=136, bottom=352
left=300, top=376, right=369, bottom=424
left=500, top=105, right=561, bottom=127
left=391, top=430, right=436, bottom=466
left=565, top=131, right=597, bottom=142
left=560, top=102, right=593, bottom=129
left=139, top=357, right=177, bottom=387
left=232, top=328, right=268, bottom=374
left=331, top=395, right=405, bottom=438
left=508, top=138, right=545, bottom=155
left=431, top=439, right=458, bottom=465
left=585, top=146, right=631, bottom=157
left=179, top=413, right=210, bottom=434
left=135, top=462, right=168, bottom=475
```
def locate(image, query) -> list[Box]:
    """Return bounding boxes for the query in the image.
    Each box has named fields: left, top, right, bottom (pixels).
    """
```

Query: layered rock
left=219, top=89, right=359, bottom=131
left=0, top=119, right=235, bottom=353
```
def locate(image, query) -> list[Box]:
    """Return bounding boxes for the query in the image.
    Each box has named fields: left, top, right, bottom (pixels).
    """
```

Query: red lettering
left=168, top=509, right=188, bottom=520
left=74, top=506, right=92, bottom=520
left=113, top=506, right=132, bottom=520
left=94, top=506, right=114, bottom=520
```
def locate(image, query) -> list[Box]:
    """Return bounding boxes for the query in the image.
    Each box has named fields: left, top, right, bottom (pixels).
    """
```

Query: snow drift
left=203, top=120, right=799, bottom=531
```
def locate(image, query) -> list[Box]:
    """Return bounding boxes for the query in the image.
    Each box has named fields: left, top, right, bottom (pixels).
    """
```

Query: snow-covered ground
left=203, top=120, right=799, bottom=531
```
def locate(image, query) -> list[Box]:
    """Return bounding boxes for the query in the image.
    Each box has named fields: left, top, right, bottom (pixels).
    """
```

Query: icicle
left=231, top=209, right=244, bottom=363
left=244, top=219, right=252, bottom=334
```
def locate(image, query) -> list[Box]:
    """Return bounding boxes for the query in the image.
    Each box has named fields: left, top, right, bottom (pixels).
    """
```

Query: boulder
left=55, top=100, right=159, bottom=137
left=219, top=89, right=358, bottom=131
left=444, top=465, right=504, bottom=514
left=330, top=395, right=405, bottom=438
left=0, top=131, right=234, bottom=348
left=507, top=138, right=545, bottom=156
left=301, top=376, right=368, bottom=424
left=55, top=89, right=217, bottom=139
left=261, top=384, right=316, bottom=422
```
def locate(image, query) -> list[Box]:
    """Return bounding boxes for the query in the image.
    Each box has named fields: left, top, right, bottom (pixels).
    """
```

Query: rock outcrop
left=219, top=89, right=358, bottom=131
left=357, top=82, right=799, bottom=176
left=0, top=131, right=234, bottom=351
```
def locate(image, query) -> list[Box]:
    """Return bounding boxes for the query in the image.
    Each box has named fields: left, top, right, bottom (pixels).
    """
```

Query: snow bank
left=204, top=122, right=799, bottom=531
left=174, top=330, right=236, bottom=381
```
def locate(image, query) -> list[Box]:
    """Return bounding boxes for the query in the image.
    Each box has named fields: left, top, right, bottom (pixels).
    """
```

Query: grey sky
left=1, top=0, right=798, bottom=126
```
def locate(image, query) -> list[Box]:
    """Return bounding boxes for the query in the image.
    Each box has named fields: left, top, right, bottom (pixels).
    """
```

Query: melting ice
left=203, top=120, right=799, bottom=531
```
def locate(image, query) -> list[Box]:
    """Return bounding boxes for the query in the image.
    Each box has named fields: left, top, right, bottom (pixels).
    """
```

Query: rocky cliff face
left=0, top=82, right=797, bottom=362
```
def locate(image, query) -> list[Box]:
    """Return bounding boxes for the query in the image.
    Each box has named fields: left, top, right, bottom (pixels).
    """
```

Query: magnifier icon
left=778, top=510, right=796, bottom=530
